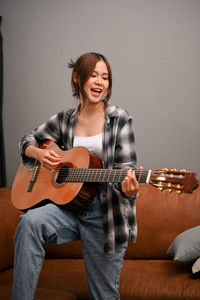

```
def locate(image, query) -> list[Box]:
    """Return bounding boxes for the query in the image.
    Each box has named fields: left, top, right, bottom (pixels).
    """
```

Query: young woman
left=11, top=52, right=140, bottom=300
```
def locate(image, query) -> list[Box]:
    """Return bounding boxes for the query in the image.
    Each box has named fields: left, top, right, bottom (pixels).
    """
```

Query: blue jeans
left=11, top=192, right=128, bottom=300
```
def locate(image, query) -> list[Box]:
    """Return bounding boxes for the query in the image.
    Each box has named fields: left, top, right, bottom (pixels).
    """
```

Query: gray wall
left=1, top=0, right=200, bottom=187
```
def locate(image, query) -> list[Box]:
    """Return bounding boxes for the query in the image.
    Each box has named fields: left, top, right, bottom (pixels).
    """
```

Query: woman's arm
left=20, top=112, right=63, bottom=168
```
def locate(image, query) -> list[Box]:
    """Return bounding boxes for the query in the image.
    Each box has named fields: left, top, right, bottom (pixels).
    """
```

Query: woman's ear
left=72, top=72, right=79, bottom=83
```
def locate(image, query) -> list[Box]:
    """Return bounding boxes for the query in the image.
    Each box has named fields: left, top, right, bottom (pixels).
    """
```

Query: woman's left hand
left=121, top=167, right=143, bottom=198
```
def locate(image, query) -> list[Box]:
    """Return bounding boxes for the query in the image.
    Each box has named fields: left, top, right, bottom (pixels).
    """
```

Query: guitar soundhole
left=56, top=166, right=69, bottom=184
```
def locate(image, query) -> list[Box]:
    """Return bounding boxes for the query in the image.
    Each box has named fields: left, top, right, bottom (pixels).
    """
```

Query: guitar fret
left=101, top=169, right=108, bottom=182
left=97, top=169, right=103, bottom=182
left=84, top=168, right=90, bottom=182
left=136, top=170, right=142, bottom=183
left=141, top=171, right=149, bottom=184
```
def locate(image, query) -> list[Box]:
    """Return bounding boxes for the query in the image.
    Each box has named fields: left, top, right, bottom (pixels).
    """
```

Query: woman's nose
left=95, top=76, right=103, bottom=85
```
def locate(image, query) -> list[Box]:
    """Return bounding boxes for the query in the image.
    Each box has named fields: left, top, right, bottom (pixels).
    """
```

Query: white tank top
left=73, top=133, right=103, bottom=159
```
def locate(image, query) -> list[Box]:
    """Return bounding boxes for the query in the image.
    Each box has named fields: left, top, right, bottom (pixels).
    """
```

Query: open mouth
left=91, top=88, right=102, bottom=95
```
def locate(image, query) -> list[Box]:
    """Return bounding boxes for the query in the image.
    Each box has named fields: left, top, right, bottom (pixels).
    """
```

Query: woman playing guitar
left=11, top=52, right=140, bottom=300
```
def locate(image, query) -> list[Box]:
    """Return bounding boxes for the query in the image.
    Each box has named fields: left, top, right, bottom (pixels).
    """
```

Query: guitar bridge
left=27, top=162, right=40, bottom=192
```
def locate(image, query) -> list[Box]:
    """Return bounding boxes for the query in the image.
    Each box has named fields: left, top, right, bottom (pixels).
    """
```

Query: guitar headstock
left=150, top=169, right=199, bottom=194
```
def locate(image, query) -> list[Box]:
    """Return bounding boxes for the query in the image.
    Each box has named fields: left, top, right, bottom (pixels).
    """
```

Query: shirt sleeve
left=112, top=114, right=138, bottom=200
left=20, top=112, right=63, bottom=168
left=114, top=114, right=137, bottom=169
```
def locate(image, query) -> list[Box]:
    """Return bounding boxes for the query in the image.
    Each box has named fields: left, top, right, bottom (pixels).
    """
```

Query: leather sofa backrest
left=125, top=181, right=200, bottom=259
left=0, top=188, right=22, bottom=271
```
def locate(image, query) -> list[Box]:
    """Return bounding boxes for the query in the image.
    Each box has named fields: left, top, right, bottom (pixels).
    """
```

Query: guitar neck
left=64, top=168, right=152, bottom=184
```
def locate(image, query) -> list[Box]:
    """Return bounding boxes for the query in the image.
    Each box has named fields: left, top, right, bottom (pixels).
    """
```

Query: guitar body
left=11, top=140, right=102, bottom=211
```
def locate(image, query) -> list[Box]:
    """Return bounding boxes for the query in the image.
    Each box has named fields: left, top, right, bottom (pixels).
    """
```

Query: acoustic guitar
left=11, top=140, right=198, bottom=211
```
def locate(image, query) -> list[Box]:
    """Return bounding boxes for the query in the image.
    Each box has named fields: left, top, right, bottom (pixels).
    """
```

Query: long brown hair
left=68, top=52, right=112, bottom=103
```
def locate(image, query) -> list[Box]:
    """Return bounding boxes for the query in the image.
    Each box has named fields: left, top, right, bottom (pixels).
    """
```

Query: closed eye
left=91, top=71, right=109, bottom=80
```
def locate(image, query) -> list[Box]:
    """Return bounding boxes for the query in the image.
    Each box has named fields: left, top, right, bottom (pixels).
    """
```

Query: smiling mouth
left=91, top=88, right=102, bottom=95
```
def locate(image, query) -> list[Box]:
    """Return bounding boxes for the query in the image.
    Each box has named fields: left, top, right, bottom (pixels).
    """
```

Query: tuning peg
left=171, top=168, right=177, bottom=172
left=166, top=189, right=172, bottom=193
left=162, top=168, right=168, bottom=171
left=180, top=169, right=187, bottom=173
left=158, top=187, right=164, bottom=192
left=175, top=190, right=182, bottom=194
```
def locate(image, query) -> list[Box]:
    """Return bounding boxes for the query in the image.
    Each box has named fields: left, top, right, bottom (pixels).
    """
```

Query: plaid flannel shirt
left=20, top=103, right=138, bottom=253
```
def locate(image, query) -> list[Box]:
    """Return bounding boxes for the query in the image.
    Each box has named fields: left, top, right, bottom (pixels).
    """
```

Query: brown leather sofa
left=0, top=181, right=200, bottom=300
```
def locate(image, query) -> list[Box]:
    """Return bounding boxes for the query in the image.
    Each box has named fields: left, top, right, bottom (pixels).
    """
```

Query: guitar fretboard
left=61, top=168, right=152, bottom=184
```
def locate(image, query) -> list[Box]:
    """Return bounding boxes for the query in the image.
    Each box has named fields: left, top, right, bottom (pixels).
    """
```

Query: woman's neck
left=75, top=100, right=106, bottom=136
left=79, top=100, right=105, bottom=117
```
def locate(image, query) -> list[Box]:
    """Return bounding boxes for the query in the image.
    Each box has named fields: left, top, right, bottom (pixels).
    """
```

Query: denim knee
left=14, top=210, right=47, bottom=247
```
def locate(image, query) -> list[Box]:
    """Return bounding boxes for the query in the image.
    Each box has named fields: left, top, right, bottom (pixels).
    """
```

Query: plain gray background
left=1, top=0, right=200, bottom=187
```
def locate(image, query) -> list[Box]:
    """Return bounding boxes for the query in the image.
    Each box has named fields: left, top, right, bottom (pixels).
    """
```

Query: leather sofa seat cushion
left=39, top=259, right=200, bottom=300
left=7, top=258, right=198, bottom=300
left=0, top=286, right=77, bottom=300
left=120, top=260, right=197, bottom=300
left=38, top=259, right=89, bottom=299
left=1, top=259, right=200, bottom=300
left=35, top=288, right=77, bottom=300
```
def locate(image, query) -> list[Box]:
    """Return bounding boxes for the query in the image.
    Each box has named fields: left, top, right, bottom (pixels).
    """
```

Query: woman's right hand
left=25, top=145, right=61, bottom=170
left=36, top=148, right=61, bottom=170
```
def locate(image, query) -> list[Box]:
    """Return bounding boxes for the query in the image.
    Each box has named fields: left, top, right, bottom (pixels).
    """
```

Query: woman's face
left=83, top=60, right=109, bottom=105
